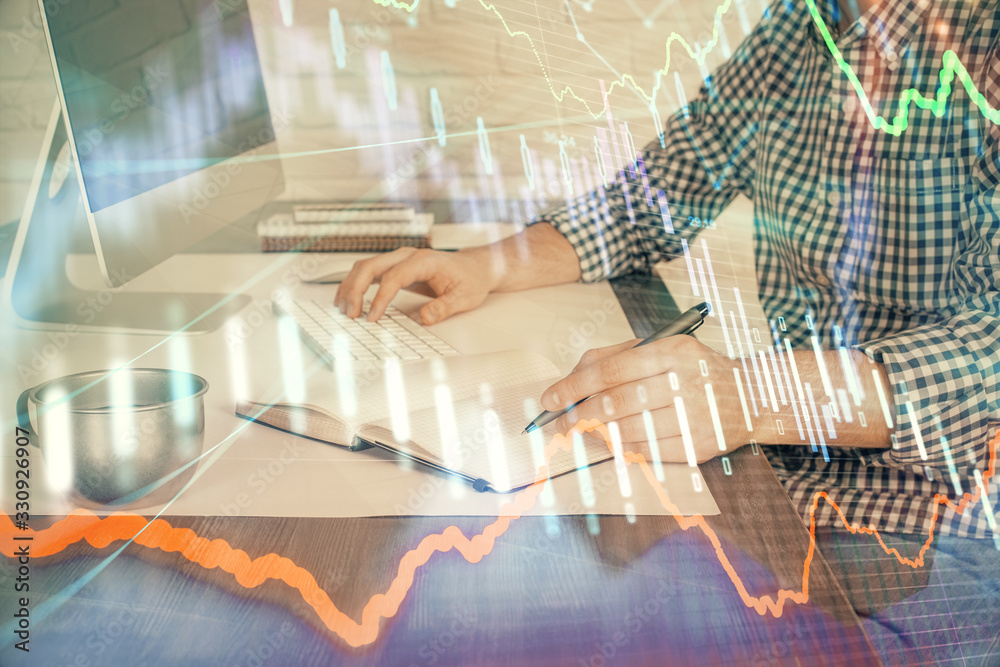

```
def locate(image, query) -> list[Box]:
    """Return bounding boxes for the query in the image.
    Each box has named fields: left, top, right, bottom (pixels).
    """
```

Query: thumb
left=420, top=291, right=459, bottom=325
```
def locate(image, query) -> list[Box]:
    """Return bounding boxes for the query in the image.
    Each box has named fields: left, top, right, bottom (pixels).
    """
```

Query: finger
left=618, top=412, right=724, bottom=464
left=337, top=249, right=415, bottom=318
left=541, top=338, right=684, bottom=410
left=554, top=400, right=593, bottom=435
left=560, top=379, right=675, bottom=427
left=556, top=406, right=677, bottom=445
left=552, top=407, right=686, bottom=463
left=572, top=339, right=640, bottom=373
left=367, top=252, right=433, bottom=321
left=619, top=435, right=689, bottom=464
left=420, top=290, right=460, bottom=325
left=553, top=392, right=672, bottom=436
left=604, top=406, right=678, bottom=444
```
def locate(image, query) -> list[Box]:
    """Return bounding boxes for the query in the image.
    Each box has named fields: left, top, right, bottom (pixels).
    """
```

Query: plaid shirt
left=533, top=0, right=1000, bottom=538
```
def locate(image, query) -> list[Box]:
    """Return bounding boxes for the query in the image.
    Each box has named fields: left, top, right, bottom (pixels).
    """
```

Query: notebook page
left=235, top=400, right=354, bottom=446
left=359, top=378, right=613, bottom=492
left=305, top=349, right=560, bottom=431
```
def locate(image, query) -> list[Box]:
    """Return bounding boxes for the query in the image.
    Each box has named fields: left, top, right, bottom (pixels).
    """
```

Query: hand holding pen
left=523, top=302, right=711, bottom=434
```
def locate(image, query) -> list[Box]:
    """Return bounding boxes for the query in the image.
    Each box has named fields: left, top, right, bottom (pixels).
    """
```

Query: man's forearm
left=462, top=222, right=582, bottom=293
left=753, top=349, right=895, bottom=448
left=464, top=224, right=895, bottom=449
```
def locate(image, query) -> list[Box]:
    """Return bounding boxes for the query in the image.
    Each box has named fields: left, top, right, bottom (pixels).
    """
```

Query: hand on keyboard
left=278, top=297, right=459, bottom=364
left=334, top=247, right=497, bottom=325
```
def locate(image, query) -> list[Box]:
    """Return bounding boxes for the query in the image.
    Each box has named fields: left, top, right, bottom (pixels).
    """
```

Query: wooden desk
left=0, top=274, right=881, bottom=666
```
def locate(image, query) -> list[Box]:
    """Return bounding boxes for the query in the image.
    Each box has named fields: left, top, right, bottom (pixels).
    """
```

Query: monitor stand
left=4, top=105, right=250, bottom=335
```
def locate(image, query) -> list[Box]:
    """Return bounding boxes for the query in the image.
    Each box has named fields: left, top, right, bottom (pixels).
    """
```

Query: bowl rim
left=28, top=368, right=209, bottom=414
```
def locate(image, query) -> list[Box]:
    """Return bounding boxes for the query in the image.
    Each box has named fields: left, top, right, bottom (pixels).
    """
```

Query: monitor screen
left=43, top=0, right=274, bottom=212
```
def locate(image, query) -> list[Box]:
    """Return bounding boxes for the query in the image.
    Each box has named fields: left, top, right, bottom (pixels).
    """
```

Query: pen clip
left=684, top=319, right=704, bottom=335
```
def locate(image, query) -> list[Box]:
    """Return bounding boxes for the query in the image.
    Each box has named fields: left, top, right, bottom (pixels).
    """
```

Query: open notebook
left=236, top=350, right=613, bottom=492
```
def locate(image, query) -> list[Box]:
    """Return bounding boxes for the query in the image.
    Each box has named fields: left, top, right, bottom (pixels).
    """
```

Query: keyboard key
left=278, top=297, right=457, bottom=365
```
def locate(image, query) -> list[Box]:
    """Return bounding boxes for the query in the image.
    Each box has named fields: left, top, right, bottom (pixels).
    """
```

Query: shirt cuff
left=529, top=187, right=646, bottom=283
left=856, top=325, right=990, bottom=471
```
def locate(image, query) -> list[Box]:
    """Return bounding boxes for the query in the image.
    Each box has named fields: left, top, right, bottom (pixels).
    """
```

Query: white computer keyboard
left=276, top=297, right=459, bottom=364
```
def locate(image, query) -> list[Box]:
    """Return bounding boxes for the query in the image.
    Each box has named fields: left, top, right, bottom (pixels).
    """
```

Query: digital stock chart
left=1, top=0, right=999, bottom=664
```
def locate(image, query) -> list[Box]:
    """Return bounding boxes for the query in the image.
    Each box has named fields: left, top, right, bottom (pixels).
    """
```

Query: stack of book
left=258, top=203, right=433, bottom=252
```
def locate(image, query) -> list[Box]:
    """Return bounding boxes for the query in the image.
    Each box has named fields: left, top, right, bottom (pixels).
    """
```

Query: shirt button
left=826, top=191, right=842, bottom=207
left=854, top=24, right=867, bottom=37
left=842, top=97, right=857, bottom=113
left=815, top=274, right=832, bottom=286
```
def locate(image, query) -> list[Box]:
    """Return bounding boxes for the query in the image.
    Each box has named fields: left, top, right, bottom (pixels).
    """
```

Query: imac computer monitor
left=4, top=0, right=284, bottom=333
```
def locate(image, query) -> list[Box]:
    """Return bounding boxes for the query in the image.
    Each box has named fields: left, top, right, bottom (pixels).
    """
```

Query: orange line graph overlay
left=2, top=426, right=996, bottom=647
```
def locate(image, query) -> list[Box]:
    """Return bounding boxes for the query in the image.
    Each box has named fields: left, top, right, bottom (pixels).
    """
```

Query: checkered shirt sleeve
left=528, top=17, right=764, bottom=283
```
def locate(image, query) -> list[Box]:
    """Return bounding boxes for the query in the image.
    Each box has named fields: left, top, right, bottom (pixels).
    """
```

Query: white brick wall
left=0, top=0, right=761, bottom=220
left=1, top=0, right=57, bottom=223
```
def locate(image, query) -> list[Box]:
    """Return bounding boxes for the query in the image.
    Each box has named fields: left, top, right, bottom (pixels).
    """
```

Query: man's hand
left=334, top=247, right=497, bottom=324
left=333, top=223, right=582, bottom=324
left=543, top=337, right=895, bottom=462
left=543, top=335, right=749, bottom=464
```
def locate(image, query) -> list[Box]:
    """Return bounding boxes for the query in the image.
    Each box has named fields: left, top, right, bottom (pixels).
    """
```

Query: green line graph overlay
left=805, top=0, right=998, bottom=136
left=374, top=0, right=999, bottom=136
